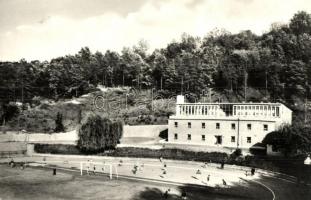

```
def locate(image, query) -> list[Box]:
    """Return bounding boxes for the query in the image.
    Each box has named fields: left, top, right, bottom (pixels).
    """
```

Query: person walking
left=251, top=168, right=255, bottom=176
left=222, top=179, right=227, bottom=186
left=220, top=161, right=225, bottom=169
left=93, top=165, right=96, bottom=175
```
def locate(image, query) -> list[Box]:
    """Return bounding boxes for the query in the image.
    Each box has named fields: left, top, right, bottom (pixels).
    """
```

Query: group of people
left=85, top=159, right=102, bottom=175
left=8, top=158, right=25, bottom=170
left=132, top=162, right=145, bottom=174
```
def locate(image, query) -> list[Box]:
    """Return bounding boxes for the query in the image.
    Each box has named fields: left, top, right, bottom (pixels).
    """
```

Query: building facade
left=168, top=95, right=292, bottom=149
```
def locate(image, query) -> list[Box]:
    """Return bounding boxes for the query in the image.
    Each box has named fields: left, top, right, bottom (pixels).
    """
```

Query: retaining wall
left=0, top=130, right=77, bottom=144
left=123, top=125, right=168, bottom=138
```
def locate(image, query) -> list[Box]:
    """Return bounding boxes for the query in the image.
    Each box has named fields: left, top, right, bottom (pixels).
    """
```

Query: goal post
left=26, top=160, right=119, bottom=180
left=80, top=161, right=118, bottom=179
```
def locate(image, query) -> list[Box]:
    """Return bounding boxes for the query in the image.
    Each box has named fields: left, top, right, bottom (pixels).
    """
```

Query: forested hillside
left=1, top=11, right=311, bottom=128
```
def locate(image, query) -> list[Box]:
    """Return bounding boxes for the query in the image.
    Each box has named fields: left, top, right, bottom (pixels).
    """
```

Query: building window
left=215, top=135, right=222, bottom=144
left=216, top=123, right=220, bottom=129
left=174, top=122, right=178, bottom=127
left=187, top=134, right=191, bottom=140
left=247, top=124, right=252, bottom=130
left=202, top=123, right=205, bottom=129
left=188, top=122, right=191, bottom=128
left=247, top=137, right=252, bottom=143
left=231, top=136, right=235, bottom=142
left=202, top=135, right=205, bottom=141
left=174, top=133, right=178, bottom=140
left=231, top=123, right=236, bottom=130
left=264, top=124, right=268, bottom=131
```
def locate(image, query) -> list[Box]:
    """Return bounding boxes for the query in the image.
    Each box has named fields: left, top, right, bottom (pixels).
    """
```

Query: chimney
left=176, top=95, right=185, bottom=104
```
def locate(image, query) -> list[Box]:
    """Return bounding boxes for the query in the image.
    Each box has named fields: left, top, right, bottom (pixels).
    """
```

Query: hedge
left=34, top=144, right=80, bottom=155
left=34, top=144, right=228, bottom=163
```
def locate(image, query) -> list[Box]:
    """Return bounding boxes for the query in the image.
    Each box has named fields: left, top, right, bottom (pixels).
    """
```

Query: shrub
left=263, top=124, right=311, bottom=156
left=231, top=148, right=242, bottom=158
left=157, top=90, right=174, bottom=98
left=122, top=148, right=227, bottom=163
left=34, top=145, right=228, bottom=163
left=34, top=144, right=80, bottom=154
left=0, top=103, right=20, bottom=125
left=31, top=96, right=42, bottom=107
left=39, top=103, right=51, bottom=110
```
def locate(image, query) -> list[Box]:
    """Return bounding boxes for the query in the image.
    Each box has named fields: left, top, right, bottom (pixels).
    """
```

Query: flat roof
left=176, top=102, right=282, bottom=106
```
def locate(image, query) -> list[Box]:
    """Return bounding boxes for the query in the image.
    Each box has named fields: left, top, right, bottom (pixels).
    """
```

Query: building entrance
left=215, top=135, right=222, bottom=145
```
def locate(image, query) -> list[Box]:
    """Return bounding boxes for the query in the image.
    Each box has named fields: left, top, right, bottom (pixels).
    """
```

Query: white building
left=168, top=95, right=292, bottom=150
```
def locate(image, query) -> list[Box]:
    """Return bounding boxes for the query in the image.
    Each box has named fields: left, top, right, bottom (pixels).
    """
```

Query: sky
left=0, top=0, right=311, bottom=61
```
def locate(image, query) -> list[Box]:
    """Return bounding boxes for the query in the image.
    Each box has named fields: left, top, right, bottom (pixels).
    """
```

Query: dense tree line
left=1, top=11, right=311, bottom=110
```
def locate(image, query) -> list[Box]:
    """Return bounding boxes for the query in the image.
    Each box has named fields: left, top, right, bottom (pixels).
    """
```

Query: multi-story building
left=168, top=95, right=292, bottom=150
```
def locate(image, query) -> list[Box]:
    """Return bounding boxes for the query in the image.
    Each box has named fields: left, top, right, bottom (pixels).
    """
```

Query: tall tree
left=289, top=11, right=311, bottom=35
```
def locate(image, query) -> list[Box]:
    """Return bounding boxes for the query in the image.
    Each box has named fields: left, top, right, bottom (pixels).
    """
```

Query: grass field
left=0, top=164, right=270, bottom=200
left=0, top=155, right=310, bottom=200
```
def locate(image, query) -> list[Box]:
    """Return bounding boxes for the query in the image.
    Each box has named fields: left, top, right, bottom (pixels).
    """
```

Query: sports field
left=0, top=155, right=310, bottom=200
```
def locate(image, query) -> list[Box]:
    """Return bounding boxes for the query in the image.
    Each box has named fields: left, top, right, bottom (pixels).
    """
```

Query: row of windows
left=173, top=133, right=252, bottom=143
left=174, top=122, right=268, bottom=131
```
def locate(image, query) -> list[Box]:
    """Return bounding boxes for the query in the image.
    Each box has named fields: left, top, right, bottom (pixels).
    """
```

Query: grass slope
left=5, top=87, right=175, bottom=133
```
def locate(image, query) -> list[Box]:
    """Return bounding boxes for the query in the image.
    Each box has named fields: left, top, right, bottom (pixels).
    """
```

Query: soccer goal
left=80, top=161, right=118, bottom=179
